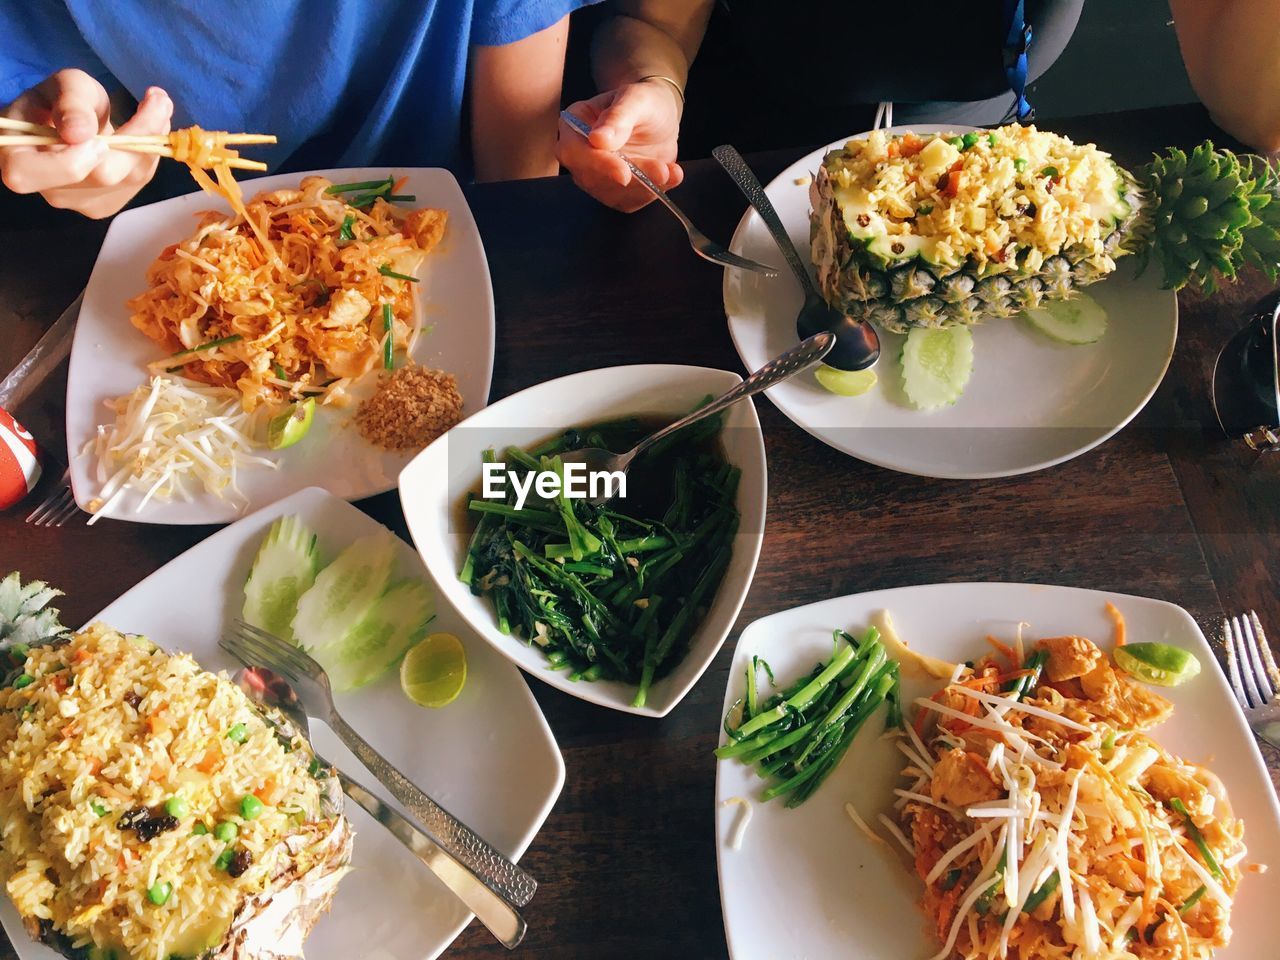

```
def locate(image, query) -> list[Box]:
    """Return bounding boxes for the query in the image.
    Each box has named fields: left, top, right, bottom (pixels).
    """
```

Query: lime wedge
left=1115, top=642, right=1202, bottom=687
left=267, top=398, right=315, bottom=450
left=815, top=365, right=878, bottom=397
left=400, top=632, right=467, bottom=707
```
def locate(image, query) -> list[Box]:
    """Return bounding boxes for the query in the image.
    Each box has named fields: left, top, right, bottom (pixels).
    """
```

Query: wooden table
left=0, top=103, right=1276, bottom=959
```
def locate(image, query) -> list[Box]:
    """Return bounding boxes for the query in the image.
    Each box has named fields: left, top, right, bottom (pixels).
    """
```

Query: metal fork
left=220, top=619, right=538, bottom=907
left=25, top=467, right=83, bottom=527
left=559, top=110, right=778, bottom=277
left=1222, top=611, right=1280, bottom=749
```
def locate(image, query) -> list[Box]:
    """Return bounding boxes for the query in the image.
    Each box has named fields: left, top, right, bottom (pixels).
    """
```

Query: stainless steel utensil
left=1222, top=610, right=1280, bottom=749
left=559, top=111, right=778, bottom=277
left=559, top=332, right=833, bottom=506
left=234, top=665, right=526, bottom=948
left=24, top=466, right=81, bottom=527
left=220, top=619, right=537, bottom=908
left=711, top=145, right=880, bottom=372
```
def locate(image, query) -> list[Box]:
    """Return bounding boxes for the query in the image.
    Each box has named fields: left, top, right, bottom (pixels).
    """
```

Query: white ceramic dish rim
left=399, top=363, right=768, bottom=717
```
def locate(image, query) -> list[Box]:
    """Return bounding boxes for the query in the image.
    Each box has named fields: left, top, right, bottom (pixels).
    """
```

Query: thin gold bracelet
left=636, top=74, right=686, bottom=108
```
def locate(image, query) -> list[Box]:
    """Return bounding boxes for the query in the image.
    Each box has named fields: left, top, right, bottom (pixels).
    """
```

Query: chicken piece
left=1037, top=635, right=1102, bottom=682
left=930, top=748, right=1001, bottom=808
left=1080, top=658, right=1173, bottom=729
left=404, top=207, right=448, bottom=251
left=321, top=289, right=372, bottom=329
left=256, top=187, right=304, bottom=206
left=1143, top=761, right=1210, bottom=815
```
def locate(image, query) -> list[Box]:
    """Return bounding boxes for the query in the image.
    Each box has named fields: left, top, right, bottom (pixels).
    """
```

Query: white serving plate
left=0, top=487, right=563, bottom=960
left=723, top=126, right=1178, bottom=479
left=66, top=168, right=495, bottom=524
left=399, top=364, right=767, bottom=717
left=714, top=582, right=1280, bottom=959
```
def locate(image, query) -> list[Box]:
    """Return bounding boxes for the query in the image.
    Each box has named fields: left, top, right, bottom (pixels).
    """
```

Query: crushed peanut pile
left=355, top=364, right=464, bottom=450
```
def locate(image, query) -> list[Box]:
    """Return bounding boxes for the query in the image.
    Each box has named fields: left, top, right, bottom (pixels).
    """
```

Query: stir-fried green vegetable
left=716, top=627, right=900, bottom=807
left=461, top=413, right=739, bottom=708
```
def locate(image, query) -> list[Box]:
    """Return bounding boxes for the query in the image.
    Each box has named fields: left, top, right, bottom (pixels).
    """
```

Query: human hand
left=1, top=69, right=173, bottom=218
left=558, top=79, right=683, bottom=212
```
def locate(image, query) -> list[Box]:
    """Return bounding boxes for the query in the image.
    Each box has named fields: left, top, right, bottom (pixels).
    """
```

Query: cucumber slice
left=901, top=327, right=974, bottom=410
left=1025, top=293, right=1108, bottom=345
left=312, top=580, right=435, bottom=690
left=243, top=515, right=321, bottom=644
left=291, top=531, right=396, bottom=655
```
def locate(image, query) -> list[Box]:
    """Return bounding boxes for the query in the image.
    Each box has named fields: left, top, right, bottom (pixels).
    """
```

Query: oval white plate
left=0, top=487, right=563, bottom=960
left=714, top=583, right=1280, bottom=959
left=399, top=364, right=767, bottom=717
left=66, top=168, right=495, bottom=524
left=723, top=127, right=1178, bottom=479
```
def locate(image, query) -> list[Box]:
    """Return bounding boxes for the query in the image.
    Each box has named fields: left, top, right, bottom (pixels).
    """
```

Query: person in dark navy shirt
left=559, top=0, right=1280, bottom=211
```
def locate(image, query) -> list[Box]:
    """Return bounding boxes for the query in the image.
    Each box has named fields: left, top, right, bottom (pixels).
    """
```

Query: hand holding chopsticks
left=0, top=116, right=275, bottom=172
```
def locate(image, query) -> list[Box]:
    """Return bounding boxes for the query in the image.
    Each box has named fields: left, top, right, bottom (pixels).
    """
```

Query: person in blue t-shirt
left=0, top=0, right=597, bottom=218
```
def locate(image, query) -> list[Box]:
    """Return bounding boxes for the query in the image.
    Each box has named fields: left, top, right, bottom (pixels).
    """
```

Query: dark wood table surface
left=0, top=103, right=1276, bottom=959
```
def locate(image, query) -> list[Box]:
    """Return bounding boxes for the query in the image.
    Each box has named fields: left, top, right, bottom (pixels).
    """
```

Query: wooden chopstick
left=0, top=134, right=268, bottom=170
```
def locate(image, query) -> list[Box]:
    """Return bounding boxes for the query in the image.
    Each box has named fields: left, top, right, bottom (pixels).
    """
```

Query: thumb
left=47, top=69, right=110, bottom=144
left=589, top=87, right=646, bottom=152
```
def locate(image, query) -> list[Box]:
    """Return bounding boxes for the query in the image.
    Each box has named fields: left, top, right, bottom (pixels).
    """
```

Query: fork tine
left=50, top=499, right=83, bottom=527
left=220, top=631, right=304, bottom=684
left=699, top=245, right=779, bottom=277
left=1232, top=616, right=1266, bottom=709
left=1224, top=617, right=1250, bottom=710
left=26, top=488, right=66, bottom=525
left=1241, top=613, right=1276, bottom=703
left=236, top=620, right=318, bottom=669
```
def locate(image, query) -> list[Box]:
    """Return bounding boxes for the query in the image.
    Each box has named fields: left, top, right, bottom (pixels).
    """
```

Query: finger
left=39, top=69, right=111, bottom=144
left=557, top=119, right=632, bottom=187
left=666, top=162, right=684, bottom=190
left=81, top=87, right=171, bottom=189
left=0, top=139, right=106, bottom=194
left=589, top=86, right=648, bottom=152
left=563, top=90, right=618, bottom=129
left=567, top=167, right=654, bottom=213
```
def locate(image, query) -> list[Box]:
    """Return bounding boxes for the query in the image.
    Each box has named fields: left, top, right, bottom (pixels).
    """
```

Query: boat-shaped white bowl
left=399, top=364, right=767, bottom=716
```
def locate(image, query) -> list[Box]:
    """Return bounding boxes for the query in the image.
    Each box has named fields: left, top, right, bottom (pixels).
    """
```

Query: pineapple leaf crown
left=1140, top=141, right=1280, bottom=294
left=0, top=571, right=68, bottom=649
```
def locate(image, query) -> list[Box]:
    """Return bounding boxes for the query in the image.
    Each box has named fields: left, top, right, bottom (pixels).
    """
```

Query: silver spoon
left=560, top=331, right=834, bottom=505
left=712, top=145, right=880, bottom=372
left=233, top=666, right=527, bottom=950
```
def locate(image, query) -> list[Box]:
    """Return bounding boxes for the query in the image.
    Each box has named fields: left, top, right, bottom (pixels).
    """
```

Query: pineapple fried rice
left=0, top=624, right=351, bottom=960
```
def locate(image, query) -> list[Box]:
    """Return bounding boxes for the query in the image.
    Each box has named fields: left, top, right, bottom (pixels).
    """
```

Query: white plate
left=66, top=168, right=495, bottom=524
left=723, top=127, right=1178, bottom=479
left=399, top=364, right=767, bottom=717
left=0, top=487, right=563, bottom=960
left=714, top=582, right=1280, bottom=959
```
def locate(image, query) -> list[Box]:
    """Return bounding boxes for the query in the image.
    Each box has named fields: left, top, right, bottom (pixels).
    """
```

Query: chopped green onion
left=272, top=363, right=288, bottom=381
left=307, top=757, right=324, bottom=778
left=1014, top=158, right=1028, bottom=171
left=164, top=795, right=188, bottom=818
left=384, top=194, right=416, bottom=202
left=337, top=215, right=355, bottom=243
left=90, top=799, right=109, bottom=817
left=240, top=795, right=264, bottom=820
left=1170, top=798, right=1224, bottom=880
left=325, top=177, right=393, bottom=195
left=378, top=263, right=420, bottom=283
left=1101, top=728, right=1117, bottom=752
left=382, top=303, right=394, bottom=370
left=1022, top=871, right=1060, bottom=913
left=168, top=334, right=243, bottom=359
left=226, top=723, right=248, bottom=744
left=1179, top=885, right=1207, bottom=914
left=1041, top=165, right=1060, bottom=178
left=12, top=674, right=33, bottom=689
left=147, top=880, right=172, bottom=905
left=917, top=204, right=934, bottom=216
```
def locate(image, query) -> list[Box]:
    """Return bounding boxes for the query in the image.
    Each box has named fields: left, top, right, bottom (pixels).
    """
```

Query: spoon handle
left=337, top=770, right=527, bottom=949
left=633, top=333, right=835, bottom=459
left=712, top=144, right=815, bottom=293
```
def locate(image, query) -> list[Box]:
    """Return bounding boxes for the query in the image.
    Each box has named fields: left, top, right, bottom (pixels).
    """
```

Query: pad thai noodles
left=892, top=624, right=1247, bottom=960
left=128, top=174, right=448, bottom=411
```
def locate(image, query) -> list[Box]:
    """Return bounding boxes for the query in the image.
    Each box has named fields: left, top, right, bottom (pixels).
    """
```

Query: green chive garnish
left=1180, top=885, right=1207, bottom=914
left=168, top=334, right=243, bottom=359
left=325, top=177, right=393, bottom=195
left=338, top=214, right=355, bottom=243
left=1170, top=798, right=1224, bottom=880
left=382, top=303, right=394, bottom=370
left=378, top=264, right=419, bottom=283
